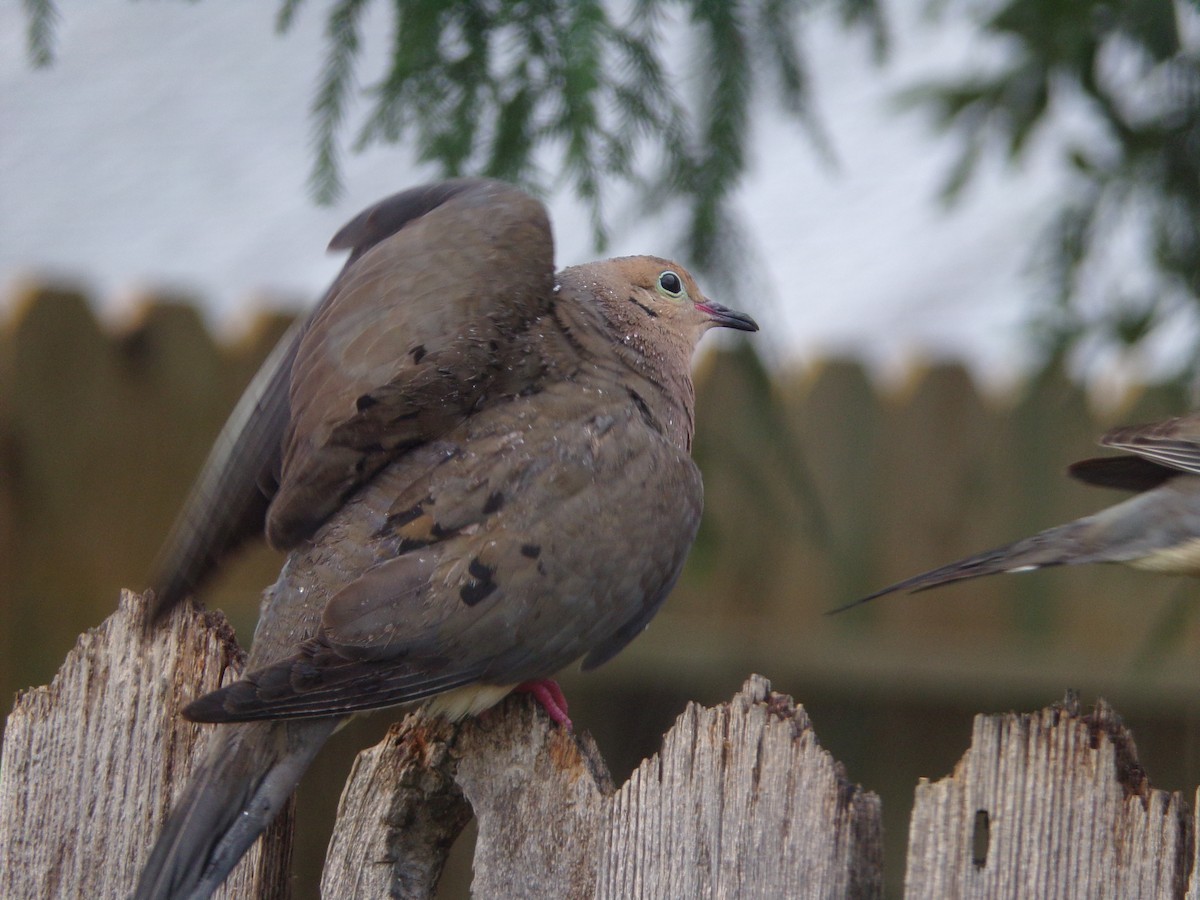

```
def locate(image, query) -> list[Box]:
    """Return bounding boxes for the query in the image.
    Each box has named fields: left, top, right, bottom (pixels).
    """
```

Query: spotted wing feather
left=187, top=391, right=703, bottom=722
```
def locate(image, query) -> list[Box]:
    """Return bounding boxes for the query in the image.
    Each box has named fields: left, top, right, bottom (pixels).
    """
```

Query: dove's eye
left=657, top=271, right=684, bottom=299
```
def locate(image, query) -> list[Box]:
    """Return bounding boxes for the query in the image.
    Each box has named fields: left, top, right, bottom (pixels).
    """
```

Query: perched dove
left=135, top=178, right=757, bottom=899
left=839, top=412, right=1200, bottom=611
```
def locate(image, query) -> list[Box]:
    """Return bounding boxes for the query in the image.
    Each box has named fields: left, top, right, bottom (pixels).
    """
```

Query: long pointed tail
left=832, top=480, right=1200, bottom=614
left=135, top=717, right=340, bottom=900
left=830, top=520, right=1089, bottom=615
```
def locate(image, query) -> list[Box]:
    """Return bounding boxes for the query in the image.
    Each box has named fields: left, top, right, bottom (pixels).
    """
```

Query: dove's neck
left=551, top=284, right=697, bottom=454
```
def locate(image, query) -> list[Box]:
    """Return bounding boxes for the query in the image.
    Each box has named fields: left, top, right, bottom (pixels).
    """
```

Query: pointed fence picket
left=1, top=591, right=1195, bottom=899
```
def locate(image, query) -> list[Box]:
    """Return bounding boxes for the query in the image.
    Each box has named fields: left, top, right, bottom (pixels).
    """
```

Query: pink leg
left=514, top=679, right=573, bottom=730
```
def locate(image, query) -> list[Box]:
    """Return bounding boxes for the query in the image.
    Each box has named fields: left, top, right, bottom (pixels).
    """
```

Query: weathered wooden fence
left=3, top=280, right=1196, bottom=712
left=4, top=281, right=1200, bottom=895
left=1, top=590, right=1195, bottom=898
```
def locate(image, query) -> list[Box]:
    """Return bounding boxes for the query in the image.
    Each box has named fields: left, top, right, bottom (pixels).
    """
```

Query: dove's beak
left=697, top=300, right=759, bottom=333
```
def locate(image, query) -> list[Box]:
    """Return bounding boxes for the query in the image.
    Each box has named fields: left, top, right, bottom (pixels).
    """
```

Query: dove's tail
left=830, top=519, right=1093, bottom=614
left=135, top=717, right=339, bottom=900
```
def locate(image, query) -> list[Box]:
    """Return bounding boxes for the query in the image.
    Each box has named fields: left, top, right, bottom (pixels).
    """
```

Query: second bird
left=842, top=412, right=1200, bottom=611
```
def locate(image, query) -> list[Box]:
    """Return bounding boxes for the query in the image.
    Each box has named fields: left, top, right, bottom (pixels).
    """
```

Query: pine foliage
left=24, top=0, right=1200, bottom=384
left=274, top=0, right=866, bottom=281
left=907, top=0, right=1200, bottom=383
left=21, top=0, right=878, bottom=296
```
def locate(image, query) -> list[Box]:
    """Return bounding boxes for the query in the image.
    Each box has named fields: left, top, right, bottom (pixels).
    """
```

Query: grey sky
left=2, top=2, right=1081, bottom=390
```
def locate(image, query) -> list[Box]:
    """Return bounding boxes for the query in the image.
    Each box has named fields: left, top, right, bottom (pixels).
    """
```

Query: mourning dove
left=839, top=412, right=1200, bottom=611
left=135, top=178, right=757, bottom=899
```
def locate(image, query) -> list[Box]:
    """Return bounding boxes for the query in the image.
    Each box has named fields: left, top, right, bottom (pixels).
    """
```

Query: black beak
left=697, top=300, right=759, bottom=332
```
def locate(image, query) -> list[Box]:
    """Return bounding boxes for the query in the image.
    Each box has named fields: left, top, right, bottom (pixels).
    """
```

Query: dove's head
left=612, top=255, right=757, bottom=342
left=558, top=255, right=758, bottom=450
left=564, top=255, right=757, bottom=355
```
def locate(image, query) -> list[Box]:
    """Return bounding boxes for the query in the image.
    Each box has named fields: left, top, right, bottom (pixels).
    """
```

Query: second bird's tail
left=831, top=519, right=1094, bottom=614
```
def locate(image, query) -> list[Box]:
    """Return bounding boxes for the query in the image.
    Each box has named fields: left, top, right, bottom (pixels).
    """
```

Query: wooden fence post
left=321, top=675, right=884, bottom=899
left=1189, top=795, right=1200, bottom=900
left=0, top=590, right=291, bottom=899
left=1, top=592, right=883, bottom=898
left=6, top=588, right=1198, bottom=898
left=906, top=692, right=1194, bottom=899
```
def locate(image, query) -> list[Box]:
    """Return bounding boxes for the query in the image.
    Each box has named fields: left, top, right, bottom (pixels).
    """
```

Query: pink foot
left=515, top=679, right=573, bottom=730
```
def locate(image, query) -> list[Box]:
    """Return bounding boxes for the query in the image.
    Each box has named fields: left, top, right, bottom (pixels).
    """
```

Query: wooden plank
left=781, top=358, right=885, bottom=615
left=1187, top=786, right=1200, bottom=900
left=320, top=714, right=472, bottom=899
left=0, top=590, right=291, bottom=899
left=5, top=284, right=122, bottom=694
left=324, top=674, right=884, bottom=898
left=905, top=692, right=1192, bottom=899
left=877, top=363, right=1010, bottom=643
left=598, top=675, right=883, bottom=899
left=0, top=286, right=295, bottom=707
left=688, top=343, right=801, bottom=621
left=0, top=292, right=16, bottom=700
left=456, top=700, right=613, bottom=898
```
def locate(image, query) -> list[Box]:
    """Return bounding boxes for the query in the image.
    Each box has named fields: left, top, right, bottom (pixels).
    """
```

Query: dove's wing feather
left=149, top=180, right=556, bottom=615
left=268, top=180, right=555, bottom=549
left=187, top=379, right=704, bottom=723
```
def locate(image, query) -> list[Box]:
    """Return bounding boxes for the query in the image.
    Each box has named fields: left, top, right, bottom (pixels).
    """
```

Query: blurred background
left=4, top=1, right=1200, bottom=896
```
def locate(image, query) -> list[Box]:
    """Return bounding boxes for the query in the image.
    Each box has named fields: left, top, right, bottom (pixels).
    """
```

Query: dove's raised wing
left=149, top=179, right=555, bottom=618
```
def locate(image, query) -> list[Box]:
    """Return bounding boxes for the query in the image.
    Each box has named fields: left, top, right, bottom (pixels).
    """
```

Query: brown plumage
left=136, top=178, right=757, bottom=899
left=838, top=411, right=1200, bottom=613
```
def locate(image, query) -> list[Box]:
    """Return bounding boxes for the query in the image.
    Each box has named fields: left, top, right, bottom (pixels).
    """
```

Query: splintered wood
left=319, top=713, right=472, bottom=899
left=906, top=693, right=1193, bottom=899
left=322, top=675, right=884, bottom=899
left=9, top=589, right=1200, bottom=899
left=596, top=680, right=882, bottom=898
left=0, top=589, right=291, bottom=900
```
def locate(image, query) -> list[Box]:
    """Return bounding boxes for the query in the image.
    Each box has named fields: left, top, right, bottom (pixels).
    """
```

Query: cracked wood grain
left=907, top=692, right=1193, bottom=899
left=324, top=675, right=884, bottom=899
left=0, top=590, right=291, bottom=900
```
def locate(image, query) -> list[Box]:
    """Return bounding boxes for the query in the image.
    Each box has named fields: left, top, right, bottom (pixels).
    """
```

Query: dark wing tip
left=183, top=662, right=308, bottom=723
left=143, top=533, right=203, bottom=629
left=143, top=583, right=184, bottom=630
left=1067, top=455, right=1177, bottom=492
left=144, top=550, right=214, bottom=626
left=824, top=583, right=906, bottom=616
left=183, top=643, right=485, bottom=723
